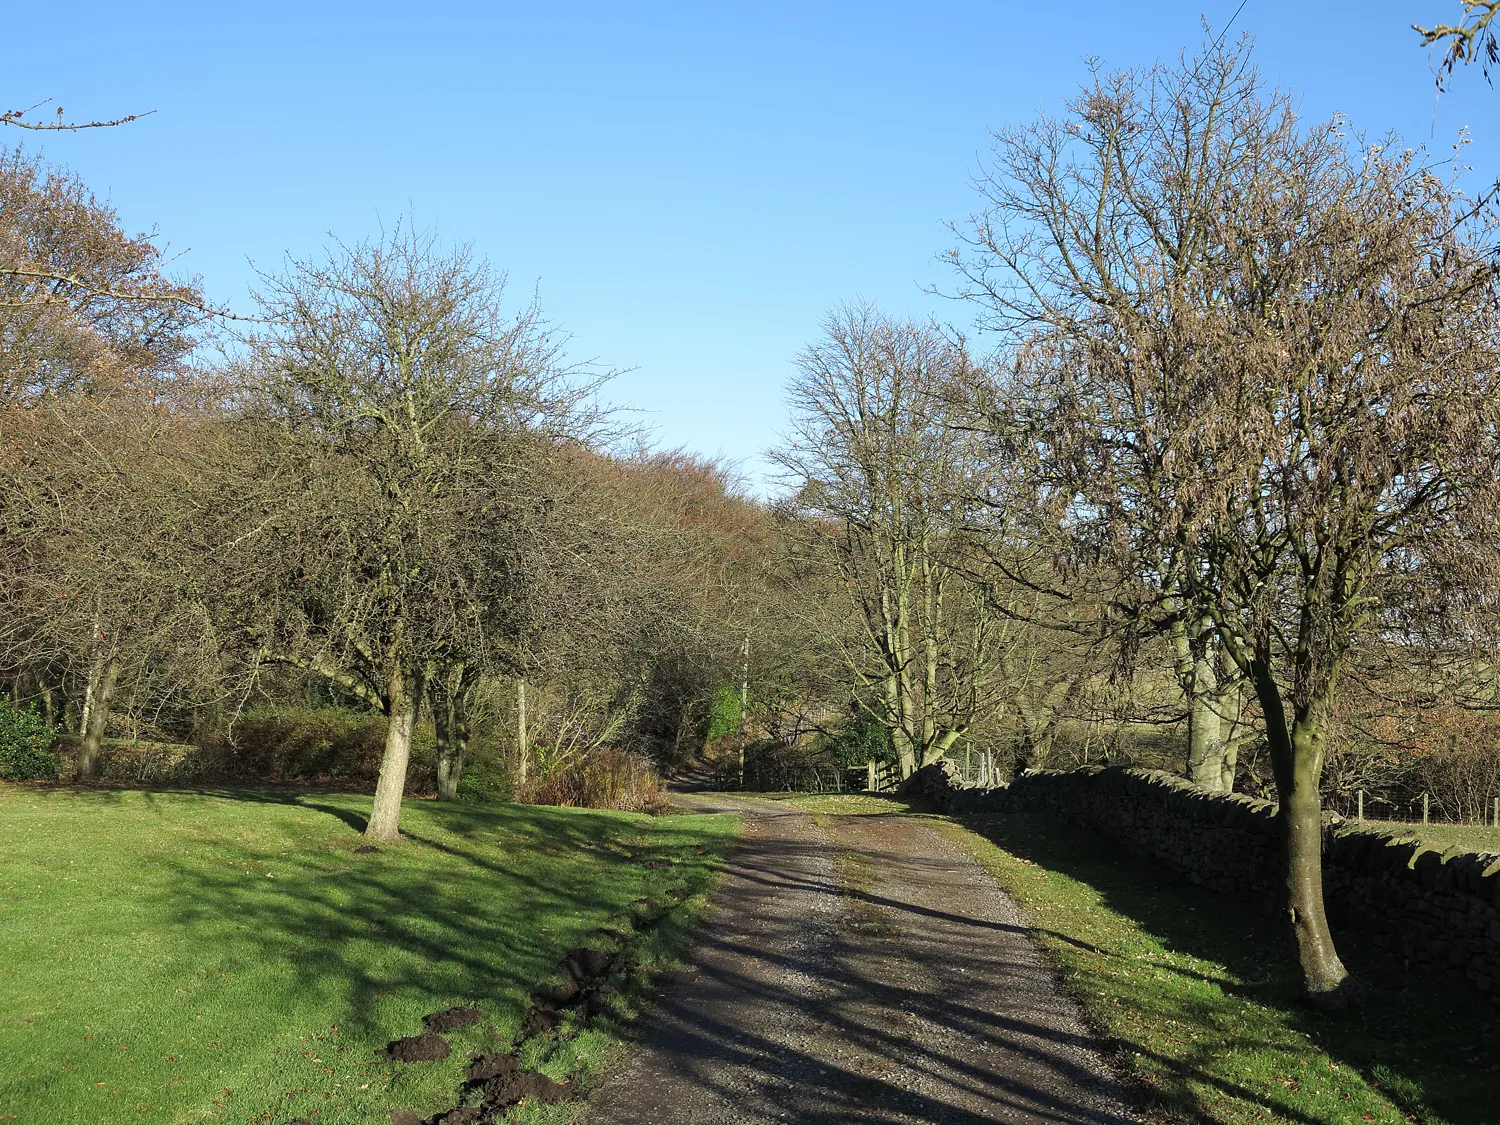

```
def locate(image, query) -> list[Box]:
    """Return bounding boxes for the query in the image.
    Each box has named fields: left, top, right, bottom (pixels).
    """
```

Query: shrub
left=96, top=740, right=201, bottom=784
left=456, top=756, right=514, bottom=804
left=823, top=707, right=895, bottom=767
left=522, top=748, right=666, bottom=812
left=701, top=684, right=744, bottom=744
left=0, top=700, right=58, bottom=781
left=196, top=707, right=403, bottom=786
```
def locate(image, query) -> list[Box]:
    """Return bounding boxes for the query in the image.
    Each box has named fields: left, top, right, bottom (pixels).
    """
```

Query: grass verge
left=747, top=792, right=913, bottom=816
left=0, top=784, right=738, bottom=1124
left=927, top=812, right=1500, bottom=1125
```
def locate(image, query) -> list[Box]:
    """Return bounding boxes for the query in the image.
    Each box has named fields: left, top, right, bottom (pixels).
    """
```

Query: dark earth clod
left=377, top=1030, right=450, bottom=1063
left=465, top=1052, right=521, bottom=1084
left=562, top=947, right=612, bottom=978
left=480, top=1071, right=568, bottom=1111
left=423, top=1006, right=482, bottom=1033
left=520, top=1005, right=561, bottom=1036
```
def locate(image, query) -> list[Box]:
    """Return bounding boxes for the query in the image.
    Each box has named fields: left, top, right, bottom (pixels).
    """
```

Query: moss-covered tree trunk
left=1249, top=663, right=1350, bottom=1003
left=433, top=671, right=470, bottom=803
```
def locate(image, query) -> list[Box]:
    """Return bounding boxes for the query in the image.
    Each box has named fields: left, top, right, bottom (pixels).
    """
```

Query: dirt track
left=585, top=796, right=1139, bottom=1124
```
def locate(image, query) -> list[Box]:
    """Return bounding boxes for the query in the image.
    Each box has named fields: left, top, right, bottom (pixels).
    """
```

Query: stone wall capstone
left=908, top=763, right=1500, bottom=997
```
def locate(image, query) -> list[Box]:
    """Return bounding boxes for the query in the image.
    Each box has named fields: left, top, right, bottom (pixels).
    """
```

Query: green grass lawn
left=1348, top=819, right=1500, bottom=855
left=928, top=812, right=1500, bottom=1125
left=0, top=784, right=738, bottom=1125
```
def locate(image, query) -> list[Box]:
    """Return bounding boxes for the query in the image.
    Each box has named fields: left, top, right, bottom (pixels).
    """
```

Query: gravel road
left=585, top=796, right=1139, bottom=1124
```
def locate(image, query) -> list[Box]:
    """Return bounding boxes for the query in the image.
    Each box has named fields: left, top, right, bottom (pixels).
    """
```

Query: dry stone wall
left=912, top=763, right=1500, bottom=998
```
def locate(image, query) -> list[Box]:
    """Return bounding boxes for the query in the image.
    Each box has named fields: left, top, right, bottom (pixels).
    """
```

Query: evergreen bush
left=0, top=700, right=58, bottom=781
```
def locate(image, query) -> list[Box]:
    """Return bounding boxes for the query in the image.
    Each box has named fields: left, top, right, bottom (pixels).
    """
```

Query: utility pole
left=517, top=676, right=529, bottom=787
left=738, top=633, right=749, bottom=788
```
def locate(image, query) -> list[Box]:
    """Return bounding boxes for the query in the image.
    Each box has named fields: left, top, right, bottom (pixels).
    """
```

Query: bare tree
left=221, top=227, right=600, bottom=840
left=1416, top=1, right=1500, bottom=88
left=952, top=39, right=1500, bottom=1002
left=0, top=147, right=204, bottom=404
left=775, top=303, right=1013, bottom=778
left=951, top=45, right=1260, bottom=795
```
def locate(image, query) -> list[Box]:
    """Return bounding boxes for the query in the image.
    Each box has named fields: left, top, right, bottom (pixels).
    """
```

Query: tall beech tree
left=775, top=304, right=1011, bottom=779
left=953, top=42, right=1500, bottom=1001
left=226, top=228, right=597, bottom=840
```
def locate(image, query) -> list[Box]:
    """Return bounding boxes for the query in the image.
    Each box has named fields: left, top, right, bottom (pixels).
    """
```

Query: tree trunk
left=1175, top=616, right=1239, bottom=793
left=366, top=660, right=419, bottom=842
left=892, top=720, right=917, bottom=779
left=432, top=664, right=469, bottom=803
left=1212, top=680, right=1242, bottom=792
left=1250, top=663, right=1351, bottom=1003
left=1186, top=688, right=1227, bottom=790
left=78, top=659, right=120, bottom=782
left=434, top=697, right=458, bottom=802
left=77, top=660, right=119, bottom=786
left=921, top=727, right=961, bottom=769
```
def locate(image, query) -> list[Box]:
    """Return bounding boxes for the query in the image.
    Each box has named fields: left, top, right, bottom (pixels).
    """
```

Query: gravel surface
left=586, top=796, right=1139, bottom=1124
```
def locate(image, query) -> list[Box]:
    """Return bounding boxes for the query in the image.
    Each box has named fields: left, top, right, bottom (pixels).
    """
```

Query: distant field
left=0, top=785, right=738, bottom=1124
left=1347, top=819, right=1500, bottom=855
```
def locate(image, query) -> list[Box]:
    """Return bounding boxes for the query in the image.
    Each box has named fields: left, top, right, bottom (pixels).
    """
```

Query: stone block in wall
left=1414, top=849, right=1446, bottom=889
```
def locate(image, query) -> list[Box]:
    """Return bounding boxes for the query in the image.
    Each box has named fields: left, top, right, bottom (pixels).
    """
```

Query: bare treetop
left=0, top=100, right=153, bottom=132
left=1416, top=0, right=1500, bottom=89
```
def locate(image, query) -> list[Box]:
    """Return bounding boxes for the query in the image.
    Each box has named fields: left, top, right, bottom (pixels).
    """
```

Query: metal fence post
left=1423, top=792, right=1430, bottom=825
left=1357, top=789, right=1364, bottom=823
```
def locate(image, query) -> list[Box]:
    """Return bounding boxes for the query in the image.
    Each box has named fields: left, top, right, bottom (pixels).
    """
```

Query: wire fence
left=1325, top=790, right=1500, bottom=830
left=711, top=758, right=901, bottom=794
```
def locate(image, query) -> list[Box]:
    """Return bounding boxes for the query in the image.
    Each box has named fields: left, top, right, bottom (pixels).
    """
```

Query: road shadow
left=591, top=798, right=1140, bottom=1124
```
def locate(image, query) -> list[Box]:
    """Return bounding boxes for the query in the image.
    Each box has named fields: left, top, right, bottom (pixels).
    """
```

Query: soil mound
left=562, top=946, right=613, bottom=978
left=465, top=1052, right=521, bottom=1084
left=377, top=1030, right=450, bottom=1062
left=479, top=1070, right=567, bottom=1111
left=354, top=845, right=382, bottom=854
left=424, top=1006, right=482, bottom=1033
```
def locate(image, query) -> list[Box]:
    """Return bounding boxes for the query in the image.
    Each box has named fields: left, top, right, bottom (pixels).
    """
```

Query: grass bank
left=931, top=812, right=1500, bottom=1125
left=0, top=784, right=738, bottom=1124
left=1349, top=819, right=1500, bottom=855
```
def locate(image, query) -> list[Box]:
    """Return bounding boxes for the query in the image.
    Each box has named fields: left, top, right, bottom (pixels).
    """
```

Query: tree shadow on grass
left=151, top=792, right=726, bottom=1045
left=958, top=811, right=1500, bottom=1125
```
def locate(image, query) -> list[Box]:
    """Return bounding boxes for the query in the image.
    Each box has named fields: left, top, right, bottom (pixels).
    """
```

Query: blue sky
left=7, top=2, right=1495, bottom=490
